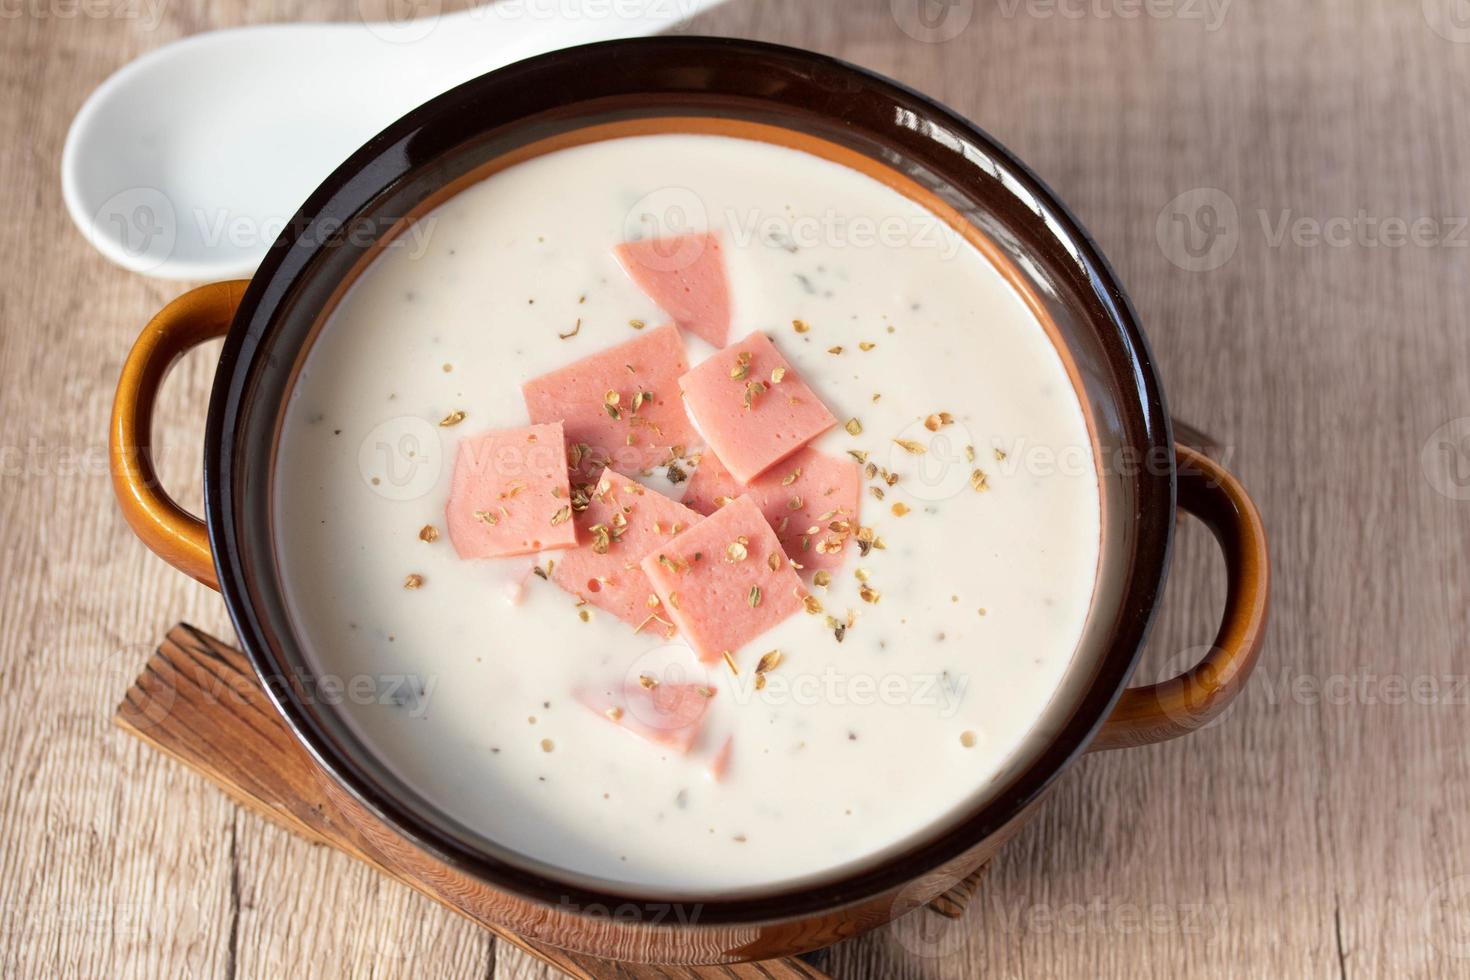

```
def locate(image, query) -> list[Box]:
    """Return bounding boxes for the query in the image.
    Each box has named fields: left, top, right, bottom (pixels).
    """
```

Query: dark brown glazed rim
left=203, top=37, right=1174, bottom=924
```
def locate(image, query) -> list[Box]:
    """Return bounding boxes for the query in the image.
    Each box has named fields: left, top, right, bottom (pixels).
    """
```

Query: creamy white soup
left=274, top=133, right=1100, bottom=895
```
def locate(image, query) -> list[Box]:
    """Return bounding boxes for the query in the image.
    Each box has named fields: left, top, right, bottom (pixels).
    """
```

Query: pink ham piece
left=677, top=331, right=837, bottom=483
left=681, top=446, right=861, bottom=575
left=444, top=422, right=577, bottom=559
left=705, top=735, right=734, bottom=782
left=679, top=448, right=741, bottom=516
left=640, top=495, right=805, bottom=664
left=550, top=467, right=701, bottom=632
left=521, top=323, right=698, bottom=477
left=613, top=233, right=731, bottom=348
left=578, top=680, right=716, bottom=755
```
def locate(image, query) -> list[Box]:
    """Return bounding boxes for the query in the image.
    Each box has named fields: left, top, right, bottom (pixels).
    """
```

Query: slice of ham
left=640, top=495, right=805, bottom=664
left=677, top=330, right=837, bottom=483
left=550, top=467, right=701, bottom=632
left=705, top=735, right=734, bottom=782
left=613, top=233, right=731, bottom=348
left=578, top=680, right=716, bottom=755
left=444, top=422, right=577, bottom=559
left=521, top=323, right=698, bottom=478
left=679, top=446, right=743, bottom=516
left=681, top=446, right=861, bottom=576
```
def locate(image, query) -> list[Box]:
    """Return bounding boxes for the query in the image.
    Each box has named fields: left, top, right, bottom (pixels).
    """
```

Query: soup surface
left=275, top=133, right=1100, bottom=894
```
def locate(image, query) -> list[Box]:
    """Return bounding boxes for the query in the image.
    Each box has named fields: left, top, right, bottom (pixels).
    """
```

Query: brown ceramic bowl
left=109, top=37, right=1268, bottom=963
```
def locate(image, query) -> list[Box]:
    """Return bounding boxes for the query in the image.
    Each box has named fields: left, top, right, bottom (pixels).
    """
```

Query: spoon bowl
left=62, top=0, right=722, bottom=280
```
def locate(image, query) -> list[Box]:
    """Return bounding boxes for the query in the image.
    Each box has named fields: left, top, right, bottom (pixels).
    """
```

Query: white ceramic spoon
left=62, top=0, right=725, bottom=280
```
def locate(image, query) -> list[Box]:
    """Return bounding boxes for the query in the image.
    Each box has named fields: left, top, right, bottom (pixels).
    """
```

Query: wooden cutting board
left=114, top=623, right=987, bottom=978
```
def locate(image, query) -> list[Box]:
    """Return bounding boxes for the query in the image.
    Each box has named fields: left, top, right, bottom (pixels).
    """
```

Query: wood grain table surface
left=3, top=0, right=1469, bottom=976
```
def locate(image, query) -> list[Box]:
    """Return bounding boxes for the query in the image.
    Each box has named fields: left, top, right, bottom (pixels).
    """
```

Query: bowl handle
left=1089, top=441, right=1270, bottom=750
left=111, top=281, right=248, bottom=592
